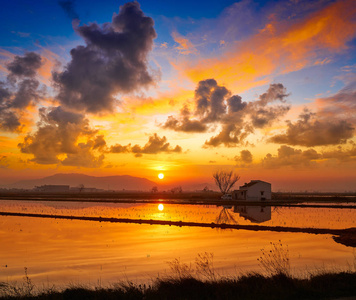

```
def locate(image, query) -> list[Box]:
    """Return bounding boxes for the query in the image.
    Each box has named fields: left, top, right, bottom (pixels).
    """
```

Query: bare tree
left=215, top=207, right=238, bottom=224
left=78, top=184, right=84, bottom=193
left=213, top=170, right=240, bottom=195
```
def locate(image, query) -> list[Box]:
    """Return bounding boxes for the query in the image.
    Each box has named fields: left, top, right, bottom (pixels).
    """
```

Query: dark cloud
left=0, top=53, right=43, bottom=132
left=261, top=145, right=321, bottom=169
left=269, top=109, right=354, bottom=146
left=255, top=83, right=289, bottom=106
left=235, top=150, right=253, bottom=164
left=194, top=79, right=230, bottom=122
left=11, top=79, right=41, bottom=109
left=248, top=83, right=290, bottom=129
left=18, top=106, right=105, bottom=167
left=322, top=145, right=356, bottom=162
left=93, top=135, right=107, bottom=150
left=7, top=52, right=42, bottom=79
left=260, top=144, right=356, bottom=169
left=0, top=155, right=10, bottom=169
left=58, top=0, right=79, bottom=20
left=132, top=133, right=182, bottom=155
left=61, top=142, right=105, bottom=168
left=0, top=110, right=21, bottom=132
left=53, top=1, right=157, bottom=113
left=251, top=106, right=290, bottom=128
left=204, top=123, right=242, bottom=147
left=109, top=133, right=182, bottom=157
left=228, top=95, right=247, bottom=113
left=162, top=105, right=207, bottom=132
left=162, top=79, right=290, bottom=147
left=110, top=144, right=131, bottom=153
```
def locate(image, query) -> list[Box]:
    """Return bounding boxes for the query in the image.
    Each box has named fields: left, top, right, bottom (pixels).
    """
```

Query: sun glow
left=158, top=173, right=164, bottom=179
left=158, top=204, right=164, bottom=211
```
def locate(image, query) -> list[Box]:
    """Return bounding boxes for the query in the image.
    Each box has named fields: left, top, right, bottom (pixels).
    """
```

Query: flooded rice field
left=0, top=199, right=355, bottom=287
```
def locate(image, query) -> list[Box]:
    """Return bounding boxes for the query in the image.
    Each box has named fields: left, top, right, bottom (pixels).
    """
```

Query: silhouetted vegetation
left=1, top=247, right=356, bottom=299
left=213, top=171, right=240, bottom=195
left=1, top=272, right=356, bottom=300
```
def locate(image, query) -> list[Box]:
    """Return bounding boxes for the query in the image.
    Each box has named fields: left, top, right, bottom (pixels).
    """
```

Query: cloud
left=322, top=145, right=356, bottom=162
left=316, top=77, right=356, bottom=124
left=58, top=0, right=79, bottom=20
left=234, top=149, right=253, bottom=167
left=110, top=144, right=131, bottom=153
left=172, top=31, right=198, bottom=55
left=269, top=109, right=354, bottom=147
left=262, top=145, right=321, bottom=169
left=18, top=106, right=105, bottom=167
left=109, top=133, right=182, bottom=157
left=175, top=0, right=356, bottom=92
left=53, top=2, right=157, bottom=113
left=61, top=142, right=105, bottom=168
left=0, top=52, right=43, bottom=132
left=162, top=80, right=290, bottom=147
left=260, top=144, right=356, bottom=169
left=162, top=105, right=207, bottom=132
left=6, top=52, right=42, bottom=79
left=0, top=155, right=9, bottom=168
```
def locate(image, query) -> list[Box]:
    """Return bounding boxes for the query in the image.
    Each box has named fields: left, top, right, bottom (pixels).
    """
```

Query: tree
left=170, top=186, right=183, bottom=193
left=213, top=170, right=240, bottom=195
left=78, top=184, right=85, bottom=193
left=151, top=186, right=158, bottom=193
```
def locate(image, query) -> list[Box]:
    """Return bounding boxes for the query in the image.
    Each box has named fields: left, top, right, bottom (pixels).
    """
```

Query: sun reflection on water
left=158, top=204, right=164, bottom=211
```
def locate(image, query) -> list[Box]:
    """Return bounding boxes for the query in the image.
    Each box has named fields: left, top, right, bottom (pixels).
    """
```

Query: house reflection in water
left=233, top=206, right=272, bottom=223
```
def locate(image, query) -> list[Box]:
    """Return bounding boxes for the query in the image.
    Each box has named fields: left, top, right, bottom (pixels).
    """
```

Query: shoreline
left=0, top=191, right=355, bottom=208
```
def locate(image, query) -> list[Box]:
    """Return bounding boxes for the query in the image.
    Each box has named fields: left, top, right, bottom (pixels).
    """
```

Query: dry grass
left=257, top=240, right=290, bottom=276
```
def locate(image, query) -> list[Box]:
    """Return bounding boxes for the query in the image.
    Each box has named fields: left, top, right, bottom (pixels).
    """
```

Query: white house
left=232, top=180, right=271, bottom=201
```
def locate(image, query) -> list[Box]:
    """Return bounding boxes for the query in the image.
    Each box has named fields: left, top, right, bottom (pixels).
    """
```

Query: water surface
left=0, top=200, right=355, bottom=287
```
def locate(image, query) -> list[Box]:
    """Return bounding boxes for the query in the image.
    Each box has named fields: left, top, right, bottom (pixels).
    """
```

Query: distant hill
left=4, top=173, right=158, bottom=191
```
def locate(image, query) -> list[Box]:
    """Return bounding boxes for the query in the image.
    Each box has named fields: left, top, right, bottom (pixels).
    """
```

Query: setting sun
left=158, top=173, right=164, bottom=179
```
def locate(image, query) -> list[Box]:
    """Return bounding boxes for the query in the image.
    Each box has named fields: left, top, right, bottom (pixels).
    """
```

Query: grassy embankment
left=1, top=244, right=356, bottom=300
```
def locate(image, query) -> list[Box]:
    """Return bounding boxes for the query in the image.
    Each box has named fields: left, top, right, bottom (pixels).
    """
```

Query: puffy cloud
left=322, top=145, right=356, bottom=162
left=234, top=149, right=253, bottom=167
left=162, top=115, right=207, bottom=133
left=10, top=79, right=41, bottom=109
left=262, top=145, right=321, bottom=169
left=53, top=2, right=157, bottom=113
left=92, top=135, right=107, bottom=150
left=0, top=52, right=43, bottom=132
left=61, top=142, right=105, bottom=168
left=260, top=144, right=356, bottom=169
left=0, top=155, right=10, bottom=168
left=18, top=106, right=105, bottom=167
left=109, top=133, right=182, bottom=157
left=6, top=52, right=42, bottom=79
left=110, top=144, right=131, bottom=153
left=269, top=109, right=354, bottom=146
left=162, top=80, right=289, bottom=147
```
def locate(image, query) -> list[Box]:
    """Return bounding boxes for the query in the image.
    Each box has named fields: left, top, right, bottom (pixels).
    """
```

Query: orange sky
left=0, top=0, right=355, bottom=191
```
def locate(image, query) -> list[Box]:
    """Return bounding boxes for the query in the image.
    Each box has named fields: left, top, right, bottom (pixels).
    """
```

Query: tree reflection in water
left=215, top=206, right=238, bottom=224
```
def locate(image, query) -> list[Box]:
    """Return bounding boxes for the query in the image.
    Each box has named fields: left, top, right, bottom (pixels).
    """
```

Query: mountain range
left=3, top=173, right=158, bottom=191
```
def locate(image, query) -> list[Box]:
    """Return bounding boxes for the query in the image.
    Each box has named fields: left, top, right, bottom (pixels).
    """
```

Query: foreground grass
left=1, top=271, right=356, bottom=300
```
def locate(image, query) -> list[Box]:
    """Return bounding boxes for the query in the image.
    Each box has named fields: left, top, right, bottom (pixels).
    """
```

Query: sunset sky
left=0, top=0, right=355, bottom=191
